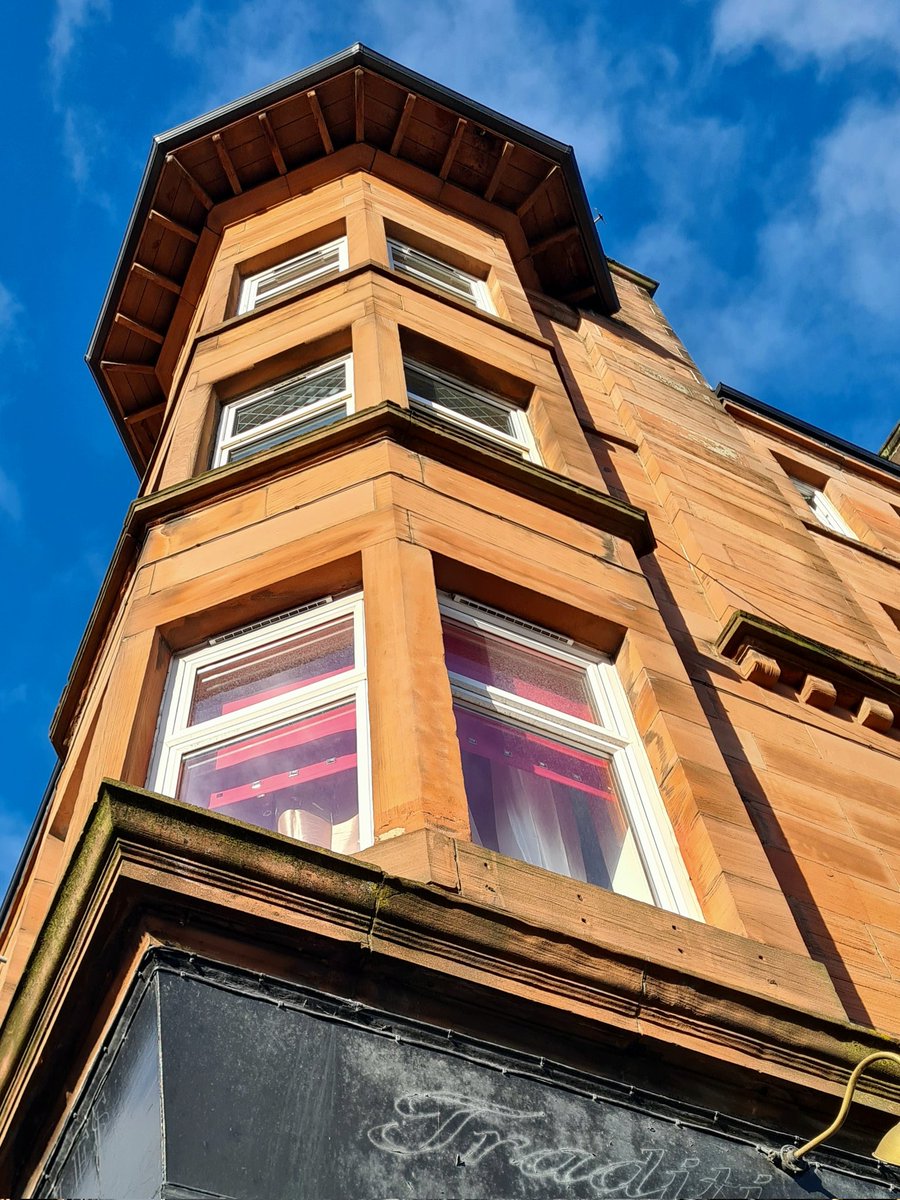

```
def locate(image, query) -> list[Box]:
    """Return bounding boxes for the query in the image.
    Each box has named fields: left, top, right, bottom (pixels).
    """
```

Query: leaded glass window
left=213, top=357, right=353, bottom=467
left=238, top=238, right=348, bottom=313
left=387, top=240, right=493, bottom=311
left=405, top=360, right=537, bottom=461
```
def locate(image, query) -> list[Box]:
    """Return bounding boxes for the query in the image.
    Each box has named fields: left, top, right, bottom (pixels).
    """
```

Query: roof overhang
left=87, top=44, right=619, bottom=472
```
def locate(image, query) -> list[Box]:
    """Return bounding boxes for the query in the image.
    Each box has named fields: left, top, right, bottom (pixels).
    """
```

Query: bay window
left=237, top=236, right=348, bottom=314
left=149, top=595, right=371, bottom=854
left=405, top=359, right=538, bottom=462
left=213, top=356, right=353, bottom=467
left=440, top=596, right=698, bottom=916
left=788, top=476, right=856, bottom=539
left=387, top=239, right=493, bottom=312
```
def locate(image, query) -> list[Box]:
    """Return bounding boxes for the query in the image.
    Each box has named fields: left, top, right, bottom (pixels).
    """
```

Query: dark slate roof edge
left=880, top=419, right=900, bottom=462
left=86, top=42, right=618, bottom=396
left=0, top=759, right=61, bottom=937
left=716, top=381, right=900, bottom=482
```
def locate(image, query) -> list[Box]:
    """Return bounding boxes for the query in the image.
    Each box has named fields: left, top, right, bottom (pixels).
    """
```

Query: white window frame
left=387, top=239, right=494, bottom=312
left=213, top=355, right=354, bottom=468
left=405, top=359, right=539, bottom=463
left=149, top=593, right=373, bottom=852
left=789, top=477, right=856, bottom=539
left=238, top=236, right=348, bottom=314
left=440, top=595, right=701, bottom=919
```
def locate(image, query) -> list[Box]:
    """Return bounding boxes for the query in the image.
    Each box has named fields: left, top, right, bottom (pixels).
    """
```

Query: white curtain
left=489, top=764, right=588, bottom=882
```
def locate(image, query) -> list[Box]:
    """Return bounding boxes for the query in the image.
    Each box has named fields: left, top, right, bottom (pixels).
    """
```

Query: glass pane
left=442, top=619, right=594, bottom=721
left=178, top=703, right=360, bottom=853
left=455, top=706, right=654, bottom=902
left=189, top=616, right=355, bottom=725
left=406, top=365, right=512, bottom=435
left=226, top=403, right=346, bottom=462
left=254, top=246, right=342, bottom=301
left=791, top=478, right=817, bottom=504
left=232, top=364, right=347, bottom=436
left=392, top=246, right=478, bottom=303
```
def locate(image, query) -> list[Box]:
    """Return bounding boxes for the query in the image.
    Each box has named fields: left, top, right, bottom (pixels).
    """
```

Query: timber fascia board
left=3, top=779, right=900, bottom=1179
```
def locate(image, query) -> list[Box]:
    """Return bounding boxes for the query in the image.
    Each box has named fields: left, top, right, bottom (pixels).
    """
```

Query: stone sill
left=802, top=518, right=900, bottom=571
left=50, top=402, right=654, bottom=755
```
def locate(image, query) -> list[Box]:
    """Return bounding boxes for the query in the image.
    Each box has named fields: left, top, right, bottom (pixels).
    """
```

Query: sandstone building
left=1, top=45, right=900, bottom=1199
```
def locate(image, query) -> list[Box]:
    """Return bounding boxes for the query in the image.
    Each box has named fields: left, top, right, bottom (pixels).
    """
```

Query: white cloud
left=60, top=105, right=113, bottom=198
left=48, top=1, right=114, bottom=195
left=170, top=0, right=625, bottom=176
left=363, top=0, right=624, bottom=176
left=0, top=469, right=22, bottom=523
left=0, top=282, right=20, bottom=347
left=712, top=0, right=900, bottom=67
left=170, top=0, right=326, bottom=108
left=641, top=95, right=900, bottom=417
left=49, top=0, right=111, bottom=90
left=810, top=101, right=900, bottom=313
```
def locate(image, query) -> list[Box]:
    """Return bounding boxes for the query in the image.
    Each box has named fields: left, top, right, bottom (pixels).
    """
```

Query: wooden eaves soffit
left=88, top=43, right=619, bottom=473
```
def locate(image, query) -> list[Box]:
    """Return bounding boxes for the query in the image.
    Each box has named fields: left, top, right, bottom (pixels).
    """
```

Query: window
left=238, top=237, right=348, bottom=314
left=387, top=239, right=493, bottom=311
left=149, top=595, right=371, bottom=855
left=405, top=360, right=538, bottom=462
left=213, top=356, right=353, bottom=467
left=789, top=477, right=857, bottom=539
left=440, top=596, right=699, bottom=917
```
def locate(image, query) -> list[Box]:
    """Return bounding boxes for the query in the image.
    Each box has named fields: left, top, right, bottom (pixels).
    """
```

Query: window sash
left=238, top=237, right=348, bottom=313
left=405, top=359, right=537, bottom=462
left=789, top=477, right=856, bottom=538
left=213, top=356, right=353, bottom=467
left=439, top=595, right=700, bottom=918
left=454, top=702, right=655, bottom=904
left=150, top=595, right=373, bottom=850
left=387, top=239, right=493, bottom=312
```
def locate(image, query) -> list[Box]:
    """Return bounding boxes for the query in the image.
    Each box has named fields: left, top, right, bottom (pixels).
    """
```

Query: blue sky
left=1, top=0, right=899, bottom=894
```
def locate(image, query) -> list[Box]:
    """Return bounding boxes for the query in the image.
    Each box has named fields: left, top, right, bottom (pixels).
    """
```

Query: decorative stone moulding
left=718, top=611, right=899, bottom=736
left=49, top=403, right=655, bottom=755
left=799, top=675, right=837, bottom=711
left=735, top=647, right=781, bottom=689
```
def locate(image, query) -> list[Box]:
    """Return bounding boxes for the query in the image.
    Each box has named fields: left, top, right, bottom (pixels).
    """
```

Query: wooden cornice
left=49, top=403, right=655, bottom=755
left=87, top=46, right=620, bottom=473
left=3, top=781, right=900, bottom=1192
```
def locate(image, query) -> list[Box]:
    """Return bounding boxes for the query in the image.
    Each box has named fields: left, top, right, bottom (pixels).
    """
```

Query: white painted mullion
left=154, top=593, right=364, bottom=743
left=512, top=408, right=541, bottom=464
left=344, top=354, right=356, bottom=415
left=159, top=671, right=362, bottom=752
left=410, top=395, right=525, bottom=451
left=219, top=393, right=349, bottom=458
left=440, top=593, right=701, bottom=920
left=388, top=239, right=492, bottom=313
left=440, top=596, right=597, bottom=668
left=238, top=237, right=349, bottom=315
left=448, top=676, right=630, bottom=753
left=354, top=680, right=373, bottom=849
left=150, top=592, right=374, bottom=852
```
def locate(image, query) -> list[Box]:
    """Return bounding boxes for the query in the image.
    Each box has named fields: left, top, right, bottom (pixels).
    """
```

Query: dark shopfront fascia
left=4, top=784, right=900, bottom=1200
